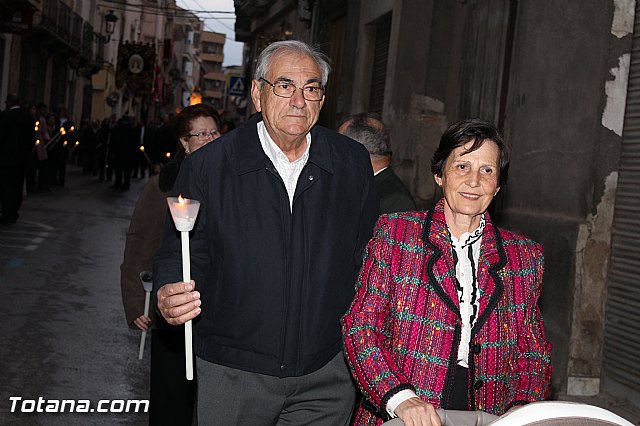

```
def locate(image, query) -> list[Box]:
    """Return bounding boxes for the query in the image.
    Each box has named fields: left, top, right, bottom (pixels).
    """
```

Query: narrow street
left=0, top=166, right=150, bottom=425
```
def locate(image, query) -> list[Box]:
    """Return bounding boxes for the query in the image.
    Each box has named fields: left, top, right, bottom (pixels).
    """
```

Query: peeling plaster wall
left=612, top=0, right=635, bottom=38
left=567, top=172, right=618, bottom=396
left=602, top=54, right=630, bottom=137
left=385, top=1, right=461, bottom=208
left=387, top=94, right=447, bottom=205
left=494, top=0, right=628, bottom=394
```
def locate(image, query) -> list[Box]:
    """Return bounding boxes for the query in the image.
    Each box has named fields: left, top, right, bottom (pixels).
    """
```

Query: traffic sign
left=229, top=76, right=245, bottom=96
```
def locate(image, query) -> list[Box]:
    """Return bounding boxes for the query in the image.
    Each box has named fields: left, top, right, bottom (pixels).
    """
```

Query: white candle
left=181, top=231, right=194, bottom=380
left=138, top=271, right=153, bottom=360
left=174, top=217, right=196, bottom=232
left=166, top=196, right=201, bottom=381
left=138, top=291, right=150, bottom=360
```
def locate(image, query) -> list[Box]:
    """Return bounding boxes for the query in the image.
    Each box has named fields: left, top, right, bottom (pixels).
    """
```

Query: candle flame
left=178, top=195, right=185, bottom=205
left=70, top=125, right=75, bottom=131
left=165, top=152, right=171, bottom=159
left=63, top=141, right=68, bottom=147
left=35, top=140, right=40, bottom=145
left=60, top=127, right=66, bottom=135
left=139, top=146, right=145, bottom=152
left=75, top=140, right=79, bottom=146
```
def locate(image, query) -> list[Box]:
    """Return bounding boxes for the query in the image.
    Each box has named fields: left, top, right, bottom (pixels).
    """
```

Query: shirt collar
left=374, top=166, right=388, bottom=176
left=450, top=214, right=485, bottom=249
left=258, top=120, right=311, bottom=165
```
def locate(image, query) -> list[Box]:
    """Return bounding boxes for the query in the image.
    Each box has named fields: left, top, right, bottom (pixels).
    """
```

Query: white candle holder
left=166, top=195, right=201, bottom=381
left=138, top=271, right=153, bottom=360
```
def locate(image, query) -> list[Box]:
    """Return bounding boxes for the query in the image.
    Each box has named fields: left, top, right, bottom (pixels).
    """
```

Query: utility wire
left=187, top=0, right=236, bottom=33
left=100, top=0, right=234, bottom=14
left=98, top=1, right=234, bottom=19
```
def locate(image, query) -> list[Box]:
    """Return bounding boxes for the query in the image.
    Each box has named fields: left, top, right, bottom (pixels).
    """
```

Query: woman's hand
left=132, top=315, right=151, bottom=331
left=395, top=398, right=442, bottom=426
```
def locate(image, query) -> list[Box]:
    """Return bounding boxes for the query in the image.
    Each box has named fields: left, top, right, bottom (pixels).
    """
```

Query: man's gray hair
left=254, top=40, right=331, bottom=87
left=340, top=113, right=392, bottom=157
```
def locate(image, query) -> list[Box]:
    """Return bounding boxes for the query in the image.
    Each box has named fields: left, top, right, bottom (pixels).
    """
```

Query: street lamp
left=104, top=10, right=118, bottom=42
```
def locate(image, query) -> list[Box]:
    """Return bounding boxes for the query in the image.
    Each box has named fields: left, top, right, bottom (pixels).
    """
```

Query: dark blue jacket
left=154, top=114, right=379, bottom=377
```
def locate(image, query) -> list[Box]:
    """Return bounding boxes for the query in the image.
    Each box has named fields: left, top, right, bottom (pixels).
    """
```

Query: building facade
left=0, top=0, right=96, bottom=120
left=200, top=30, right=225, bottom=110
left=0, top=0, right=215, bottom=126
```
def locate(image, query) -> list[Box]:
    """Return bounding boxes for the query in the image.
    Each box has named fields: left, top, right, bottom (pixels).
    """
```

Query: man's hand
left=157, top=280, right=201, bottom=325
left=133, top=315, right=151, bottom=331
left=395, top=398, right=441, bottom=426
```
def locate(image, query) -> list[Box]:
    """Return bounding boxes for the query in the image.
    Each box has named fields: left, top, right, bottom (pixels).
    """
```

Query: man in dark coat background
left=339, top=112, right=417, bottom=214
left=0, top=94, right=35, bottom=224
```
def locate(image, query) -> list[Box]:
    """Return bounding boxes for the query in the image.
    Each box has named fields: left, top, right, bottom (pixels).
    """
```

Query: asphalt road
left=0, top=166, right=151, bottom=425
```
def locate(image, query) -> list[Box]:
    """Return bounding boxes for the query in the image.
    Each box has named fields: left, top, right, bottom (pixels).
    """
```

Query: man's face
left=251, top=51, right=324, bottom=146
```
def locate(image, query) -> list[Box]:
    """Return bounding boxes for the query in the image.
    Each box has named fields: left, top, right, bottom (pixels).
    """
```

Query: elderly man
left=153, top=40, right=379, bottom=424
left=339, top=113, right=416, bottom=213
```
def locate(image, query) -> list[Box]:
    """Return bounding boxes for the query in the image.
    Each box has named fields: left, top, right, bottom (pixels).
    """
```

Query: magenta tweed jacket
left=342, top=199, right=552, bottom=424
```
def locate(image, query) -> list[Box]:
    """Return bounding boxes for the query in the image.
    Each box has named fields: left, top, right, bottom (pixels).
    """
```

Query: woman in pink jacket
left=342, top=118, right=552, bottom=426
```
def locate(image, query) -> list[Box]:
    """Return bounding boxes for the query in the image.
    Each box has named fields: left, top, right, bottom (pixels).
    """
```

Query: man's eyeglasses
left=259, top=78, right=325, bottom=101
left=187, top=130, right=220, bottom=141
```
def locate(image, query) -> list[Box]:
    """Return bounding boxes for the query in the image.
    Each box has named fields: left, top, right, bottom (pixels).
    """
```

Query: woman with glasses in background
left=120, top=103, right=220, bottom=425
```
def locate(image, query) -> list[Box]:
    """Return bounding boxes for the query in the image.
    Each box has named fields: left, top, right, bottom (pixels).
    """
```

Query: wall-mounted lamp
left=104, top=10, right=118, bottom=42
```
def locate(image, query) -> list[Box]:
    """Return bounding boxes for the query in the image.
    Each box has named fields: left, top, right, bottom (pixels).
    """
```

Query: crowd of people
left=0, top=98, right=236, bottom=225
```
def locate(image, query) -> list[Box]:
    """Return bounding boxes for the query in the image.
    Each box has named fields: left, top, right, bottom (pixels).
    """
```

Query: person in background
left=34, top=103, right=50, bottom=191
left=0, top=94, right=35, bottom=224
left=79, top=118, right=99, bottom=176
left=131, top=117, right=147, bottom=179
left=110, top=115, right=138, bottom=191
left=121, top=103, right=221, bottom=425
left=45, top=113, right=61, bottom=188
left=339, top=113, right=417, bottom=214
left=220, top=120, right=236, bottom=134
left=153, top=40, right=379, bottom=425
left=342, top=118, right=552, bottom=425
left=105, top=114, right=117, bottom=182
left=49, top=112, right=70, bottom=187
left=25, top=104, right=39, bottom=192
left=153, top=113, right=177, bottom=165
left=56, top=106, right=75, bottom=185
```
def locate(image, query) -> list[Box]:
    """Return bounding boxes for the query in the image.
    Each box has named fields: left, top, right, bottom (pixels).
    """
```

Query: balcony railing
left=37, top=0, right=92, bottom=61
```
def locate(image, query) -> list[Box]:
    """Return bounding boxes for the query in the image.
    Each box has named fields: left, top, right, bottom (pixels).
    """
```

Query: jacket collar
left=232, top=113, right=334, bottom=175
left=422, top=199, right=506, bottom=320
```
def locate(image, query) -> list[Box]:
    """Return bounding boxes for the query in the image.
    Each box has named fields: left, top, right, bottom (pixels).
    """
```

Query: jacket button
left=474, top=380, right=484, bottom=390
left=308, top=175, right=314, bottom=181
left=473, top=344, right=481, bottom=354
left=280, top=364, right=287, bottom=372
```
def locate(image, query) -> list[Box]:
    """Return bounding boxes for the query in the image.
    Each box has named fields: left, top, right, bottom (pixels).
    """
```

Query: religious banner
left=116, top=41, right=156, bottom=95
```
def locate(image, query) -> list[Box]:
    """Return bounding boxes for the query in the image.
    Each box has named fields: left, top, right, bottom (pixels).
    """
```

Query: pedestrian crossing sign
left=229, top=76, right=245, bottom=96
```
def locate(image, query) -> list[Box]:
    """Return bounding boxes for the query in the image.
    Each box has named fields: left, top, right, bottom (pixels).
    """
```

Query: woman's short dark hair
left=174, top=104, right=220, bottom=140
left=431, top=118, right=510, bottom=187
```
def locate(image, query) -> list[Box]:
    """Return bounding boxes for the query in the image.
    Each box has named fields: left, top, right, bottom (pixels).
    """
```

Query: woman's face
left=434, top=140, right=500, bottom=224
left=180, top=116, right=220, bottom=154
